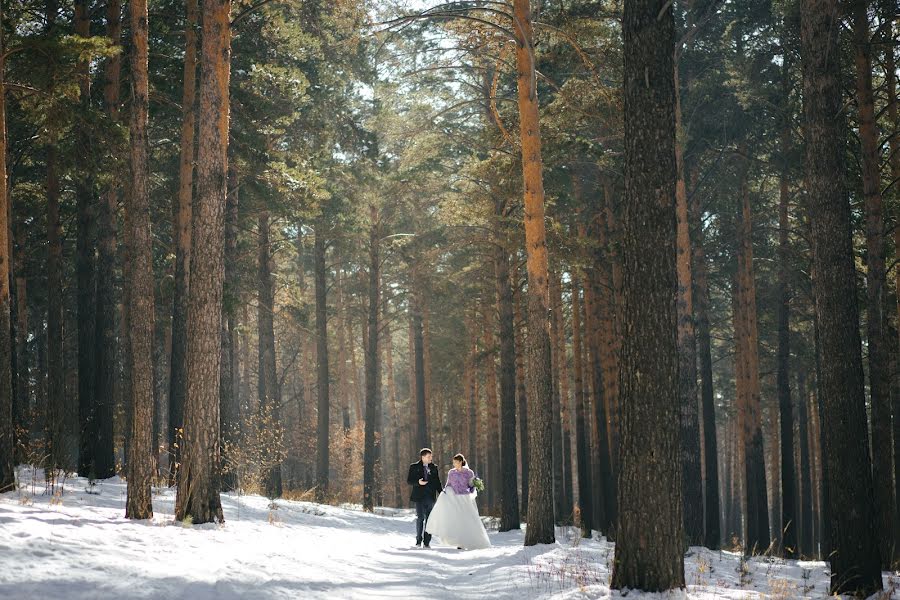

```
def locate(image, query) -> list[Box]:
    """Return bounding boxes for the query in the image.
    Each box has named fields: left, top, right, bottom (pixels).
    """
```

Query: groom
left=407, top=448, right=443, bottom=547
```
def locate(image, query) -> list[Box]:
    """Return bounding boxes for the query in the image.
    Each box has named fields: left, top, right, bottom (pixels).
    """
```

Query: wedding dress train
left=425, top=488, right=491, bottom=550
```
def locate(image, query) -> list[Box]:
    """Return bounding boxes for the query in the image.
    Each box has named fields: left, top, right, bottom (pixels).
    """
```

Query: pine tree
left=611, top=0, right=684, bottom=590
left=800, top=0, right=882, bottom=592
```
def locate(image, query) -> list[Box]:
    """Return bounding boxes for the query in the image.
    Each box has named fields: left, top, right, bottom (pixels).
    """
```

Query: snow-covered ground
left=1, top=468, right=897, bottom=600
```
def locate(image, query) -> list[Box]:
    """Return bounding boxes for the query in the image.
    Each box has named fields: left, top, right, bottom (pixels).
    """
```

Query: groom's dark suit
left=407, top=460, right=443, bottom=546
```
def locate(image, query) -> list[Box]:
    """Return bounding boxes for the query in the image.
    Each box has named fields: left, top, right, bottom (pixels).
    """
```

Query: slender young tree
left=92, top=0, right=121, bottom=481
left=125, top=0, right=155, bottom=520
left=0, top=4, right=13, bottom=492
left=549, top=268, right=567, bottom=523
left=800, top=0, right=882, bottom=593
left=169, top=0, right=199, bottom=483
left=44, top=3, right=67, bottom=475
left=797, top=370, right=814, bottom=557
left=885, top=1, right=900, bottom=552
left=775, top=131, right=797, bottom=559
left=493, top=207, right=521, bottom=529
left=74, top=0, right=98, bottom=480
left=363, top=205, right=381, bottom=512
left=611, top=0, right=684, bottom=591
left=175, top=0, right=231, bottom=525
left=775, top=39, right=797, bottom=558
left=220, top=167, right=240, bottom=492
left=571, top=272, right=592, bottom=538
left=314, top=223, right=330, bottom=502
left=690, top=178, right=719, bottom=550
left=257, top=211, right=282, bottom=499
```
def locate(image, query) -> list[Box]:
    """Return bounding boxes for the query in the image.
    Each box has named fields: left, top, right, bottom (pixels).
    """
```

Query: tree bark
left=800, top=0, right=883, bottom=591
left=552, top=265, right=574, bottom=522
left=611, top=0, right=684, bottom=590
left=363, top=206, right=381, bottom=512
left=583, top=261, right=614, bottom=535
left=572, top=274, right=592, bottom=538
left=512, top=0, right=554, bottom=546
left=92, top=0, right=121, bottom=482
left=549, top=268, right=567, bottom=523
left=220, top=166, right=239, bottom=491
left=169, top=0, right=198, bottom=484
left=13, top=199, right=27, bottom=465
left=74, top=0, right=99, bottom=480
left=314, top=223, right=330, bottom=501
left=495, top=232, right=520, bottom=531
left=175, top=0, right=230, bottom=524
left=674, top=64, right=703, bottom=548
left=47, top=124, right=66, bottom=475
left=411, top=283, right=427, bottom=449
left=125, top=0, right=155, bottom=520
left=884, top=1, right=900, bottom=557
left=0, top=10, right=14, bottom=492
left=483, top=312, right=500, bottom=513
left=797, top=370, right=813, bottom=557
left=256, top=211, right=282, bottom=499
left=774, top=46, right=798, bottom=558
left=734, top=158, right=769, bottom=554
left=852, top=0, right=894, bottom=568
left=690, top=177, right=720, bottom=550
left=512, top=261, right=528, bottom=516
left=383, top=289, right=401, bottom=506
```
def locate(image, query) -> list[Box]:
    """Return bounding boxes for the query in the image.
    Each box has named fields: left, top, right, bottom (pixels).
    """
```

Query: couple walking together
left=406, top=448, right=491, bottom=550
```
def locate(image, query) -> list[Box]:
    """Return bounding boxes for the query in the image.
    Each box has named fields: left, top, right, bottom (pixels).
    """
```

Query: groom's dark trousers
left=408, top=460, right=443, bottom=545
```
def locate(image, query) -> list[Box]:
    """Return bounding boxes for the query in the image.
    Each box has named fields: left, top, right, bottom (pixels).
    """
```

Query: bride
left=425, top=453, right=491, bottom=550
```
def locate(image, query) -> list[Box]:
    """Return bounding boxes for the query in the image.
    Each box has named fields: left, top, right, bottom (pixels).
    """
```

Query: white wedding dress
left=425, top=472, right=491, bottom=550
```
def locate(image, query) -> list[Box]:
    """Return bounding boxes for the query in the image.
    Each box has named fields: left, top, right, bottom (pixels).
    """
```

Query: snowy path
left=1, top=470, right=898, bottom=599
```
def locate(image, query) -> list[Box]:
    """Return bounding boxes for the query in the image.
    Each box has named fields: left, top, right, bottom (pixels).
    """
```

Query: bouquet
left=470, top=475, right=485, bottom=493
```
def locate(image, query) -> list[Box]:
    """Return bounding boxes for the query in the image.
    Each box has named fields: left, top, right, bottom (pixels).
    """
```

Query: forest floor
left=1, top=468, right=898, bottom=600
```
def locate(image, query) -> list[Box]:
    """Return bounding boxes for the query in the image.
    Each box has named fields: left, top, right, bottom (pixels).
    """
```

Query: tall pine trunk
left=674, top=64, right=703, bottom=548
left=175, top=0, right=231, bottom=524
left=734, top=161, right=769, bottom=553
left=92, top=0, right=121, bottom=481
left=314, top=223, right=330, bottom=501
left=690, top=177, right=720, bottom=549
left=513, top=0, right=554, bottom=546
left=0, top=11, right=13, bottom=492
left=552, top=266, right=574, bottom=522
left=363, top=206, right=381, bottom=512
left=549, top=269, right=567, bottom=523
left=74, top=0, right=99, bottom=480
left=797, top=370, right=813, bottom=557
left=800, top=0, right=882, bottom=591
left=495, top=231, right=520, bottom=531
left=169, top=0, right=198, bottom=484
left=572, top=273, right=592, bottom=538
left=852, top=0, right=894, bottom=568
left=512, top=261, right=529, bottom=516
left=125, top=0, right=155, bottom=520
left=611, top=0, right=684, bottom=590
left=776, top=105, right=797, bottom=557
left=47, top=146, right=65, bottom=474
left=257, top=211, right=282, bottom=499
left=884, top=1, right=900, bottom=556
left=220, top=166, right=239, bottom=491
left=583, top=263, right=613, bottom=535
left=411, top=279, right=428, bottom=448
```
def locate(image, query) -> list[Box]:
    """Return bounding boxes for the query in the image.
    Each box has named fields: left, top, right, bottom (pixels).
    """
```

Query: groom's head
left=420, top=448, right=433, bottom=464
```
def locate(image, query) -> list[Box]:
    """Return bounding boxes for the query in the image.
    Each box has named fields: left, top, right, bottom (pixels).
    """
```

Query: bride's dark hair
left=452, top=453, right=467, bottom=466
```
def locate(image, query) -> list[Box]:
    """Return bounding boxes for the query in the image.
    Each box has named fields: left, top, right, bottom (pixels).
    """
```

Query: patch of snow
left=1, top=468, right=897, bottom=600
